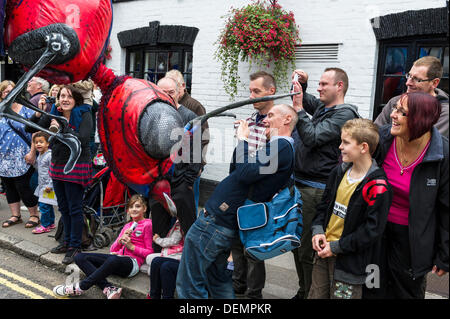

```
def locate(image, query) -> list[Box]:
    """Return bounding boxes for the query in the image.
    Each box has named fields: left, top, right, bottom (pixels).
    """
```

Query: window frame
left=373, top=35, right=449, bottom=120
left=125, top=44, right=193, bottom=93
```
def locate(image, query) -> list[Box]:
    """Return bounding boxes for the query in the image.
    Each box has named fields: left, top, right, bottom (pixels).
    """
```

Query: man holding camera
left=27, top=77, right=49, bottom=107
left=290, top=68, right=359, bottom=299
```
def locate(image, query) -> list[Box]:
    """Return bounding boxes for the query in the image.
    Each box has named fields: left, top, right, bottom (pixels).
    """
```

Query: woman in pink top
left=52, top=194, right=153, bottom=299
left=366, top=92, right=449, bottom=299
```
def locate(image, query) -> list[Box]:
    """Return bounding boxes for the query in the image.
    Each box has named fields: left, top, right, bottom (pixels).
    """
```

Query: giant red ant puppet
left=0, top=0, right=297, bottom=214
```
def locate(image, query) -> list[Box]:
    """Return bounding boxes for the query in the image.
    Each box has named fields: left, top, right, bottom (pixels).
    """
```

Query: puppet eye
left=139, top=101, right=184, bottom=159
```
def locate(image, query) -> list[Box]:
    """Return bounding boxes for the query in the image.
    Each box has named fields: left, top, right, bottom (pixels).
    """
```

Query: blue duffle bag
left=237, top=184, right=303, bottom=261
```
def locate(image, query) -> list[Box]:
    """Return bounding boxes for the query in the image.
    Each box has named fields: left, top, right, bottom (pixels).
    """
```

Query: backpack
left=54, top=212, right=98, bottom=249
left=237, top=183, right=303, bottom=261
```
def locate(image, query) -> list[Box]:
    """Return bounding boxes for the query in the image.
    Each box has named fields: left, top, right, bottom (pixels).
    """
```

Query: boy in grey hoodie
left=31, top=131, right=57, bottom=234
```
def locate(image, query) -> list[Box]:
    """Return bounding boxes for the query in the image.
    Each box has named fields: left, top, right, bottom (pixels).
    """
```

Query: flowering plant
left=215, top=0, right=300, bottom=98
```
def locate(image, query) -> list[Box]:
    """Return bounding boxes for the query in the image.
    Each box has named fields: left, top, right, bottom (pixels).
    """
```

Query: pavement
left=0, top=196, right=149, bottom=299
left=0, top=195, right=448, bottom=300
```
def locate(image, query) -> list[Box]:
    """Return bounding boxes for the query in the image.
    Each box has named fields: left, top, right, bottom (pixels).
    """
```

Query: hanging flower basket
left=215, top=0, right=301, bottom=98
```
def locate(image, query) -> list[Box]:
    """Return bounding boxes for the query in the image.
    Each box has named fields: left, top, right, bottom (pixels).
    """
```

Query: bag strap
left=247, top=138, right=296, bottom=201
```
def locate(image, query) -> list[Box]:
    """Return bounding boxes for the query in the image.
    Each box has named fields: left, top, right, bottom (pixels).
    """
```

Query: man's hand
left=235, top=120, right=250, bottom=141
left=292, top=81, right=303, bottom=112
left=312, top=234, right=327, bottom=252
left=292, top=69, right=308, bottom=83
left=35, top=94, right=47, bottom=118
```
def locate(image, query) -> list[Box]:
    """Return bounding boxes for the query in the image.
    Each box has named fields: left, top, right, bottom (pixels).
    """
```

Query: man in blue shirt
left=231, top=71, right=277, bottom=299
left=176, top=104, right=298, bottom=299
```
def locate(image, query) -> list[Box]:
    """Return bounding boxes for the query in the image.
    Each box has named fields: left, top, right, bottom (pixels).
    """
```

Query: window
left=126, top=45, right=193, bottom=93
left=373, top=37, right=448, bottom=120
left=370, top=6, right=448, bottom=120
left=119, top=22, right=198, bottom=93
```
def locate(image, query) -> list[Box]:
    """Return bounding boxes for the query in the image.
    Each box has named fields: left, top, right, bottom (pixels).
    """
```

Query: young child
left=144, top=217, right=184, bottom=299
left=31, top=132, right=57, bottom=234
left=308, top=118, right=392, bottom=299
left=52, top=194, right=153, bottom=299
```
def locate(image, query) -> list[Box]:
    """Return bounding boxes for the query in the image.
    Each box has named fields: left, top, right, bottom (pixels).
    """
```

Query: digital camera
left=45, top=96, right=56, bottom=104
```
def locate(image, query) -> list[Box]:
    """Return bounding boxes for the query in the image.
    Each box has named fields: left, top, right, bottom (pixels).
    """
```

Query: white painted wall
left=107, top=0, right=446, bottom=182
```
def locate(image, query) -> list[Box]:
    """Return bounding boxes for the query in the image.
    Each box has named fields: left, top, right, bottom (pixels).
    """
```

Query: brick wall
left=109, top=0, right=446, bottom=182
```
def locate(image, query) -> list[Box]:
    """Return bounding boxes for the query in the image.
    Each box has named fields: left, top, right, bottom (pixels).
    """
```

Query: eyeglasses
left=391, top=105, right=408, bottom=117
left=405, top=73, right=434, bottom=83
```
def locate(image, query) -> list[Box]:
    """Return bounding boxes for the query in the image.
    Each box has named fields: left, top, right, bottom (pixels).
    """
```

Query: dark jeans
left=2, top=167, right=38, bottom=207
left=363, top=222, right=427, bottom=299
left=292, top=184, right=324, bottom=299
left=150, top=257, right=180, bottom=299
left=231, top=237, right=265, bottom=299
left=151, top=182, right=196, bottom=252
left=53, top=179, right=84, bottom=248
left=75, top=252, right=133, bottom=291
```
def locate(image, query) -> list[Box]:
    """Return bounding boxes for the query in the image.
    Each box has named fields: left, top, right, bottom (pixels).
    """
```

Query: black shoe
left=62, top=247, right=81, bottom=265
left=51, top=243, right=68, bottom=254
left=245, top=292, right=263, bottom=299
left=291, top=292, right=305, bottom=299
left=233, top=288, right=247, bottom=298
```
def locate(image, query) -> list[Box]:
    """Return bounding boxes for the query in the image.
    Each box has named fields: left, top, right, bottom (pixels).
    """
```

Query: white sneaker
left=140, top=263, right=149, bottom=275
left=103, top=286, right=122, bottom=299
left=53, top=283, right=83, bottom=297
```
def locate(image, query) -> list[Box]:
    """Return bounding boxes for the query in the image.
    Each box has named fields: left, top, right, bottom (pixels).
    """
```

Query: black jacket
left=375, top=125, right=449, bottom=277
left=294, top=92, right=360, bottom=183
left=170, top=105, right=203, bottom=188
left=312, top=160, right=393, bottom=284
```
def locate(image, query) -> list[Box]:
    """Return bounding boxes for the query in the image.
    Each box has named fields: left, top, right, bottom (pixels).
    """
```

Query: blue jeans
left=53, top=179, right=84, bottom=248
left=176, top=210, right=237, bottom=299
left=39, top=202, right=55, bottom=227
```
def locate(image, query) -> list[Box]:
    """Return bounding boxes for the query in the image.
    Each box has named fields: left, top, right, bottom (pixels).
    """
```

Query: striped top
left=246, top=112, right=267, bottom=156
left=49, top=162, right=93, bottom=188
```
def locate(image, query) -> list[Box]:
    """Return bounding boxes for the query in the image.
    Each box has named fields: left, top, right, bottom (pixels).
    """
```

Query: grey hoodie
left=33, top=149, right=54, bottom=199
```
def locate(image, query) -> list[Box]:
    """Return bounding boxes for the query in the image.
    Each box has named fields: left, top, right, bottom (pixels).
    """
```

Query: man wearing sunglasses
left=375, top=56, right=449, bottom=138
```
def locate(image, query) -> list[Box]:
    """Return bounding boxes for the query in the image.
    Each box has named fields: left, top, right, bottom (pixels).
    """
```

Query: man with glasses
left=151, top=77, right=202, bottom=250
left=375, top=56, right=449, bottom=138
